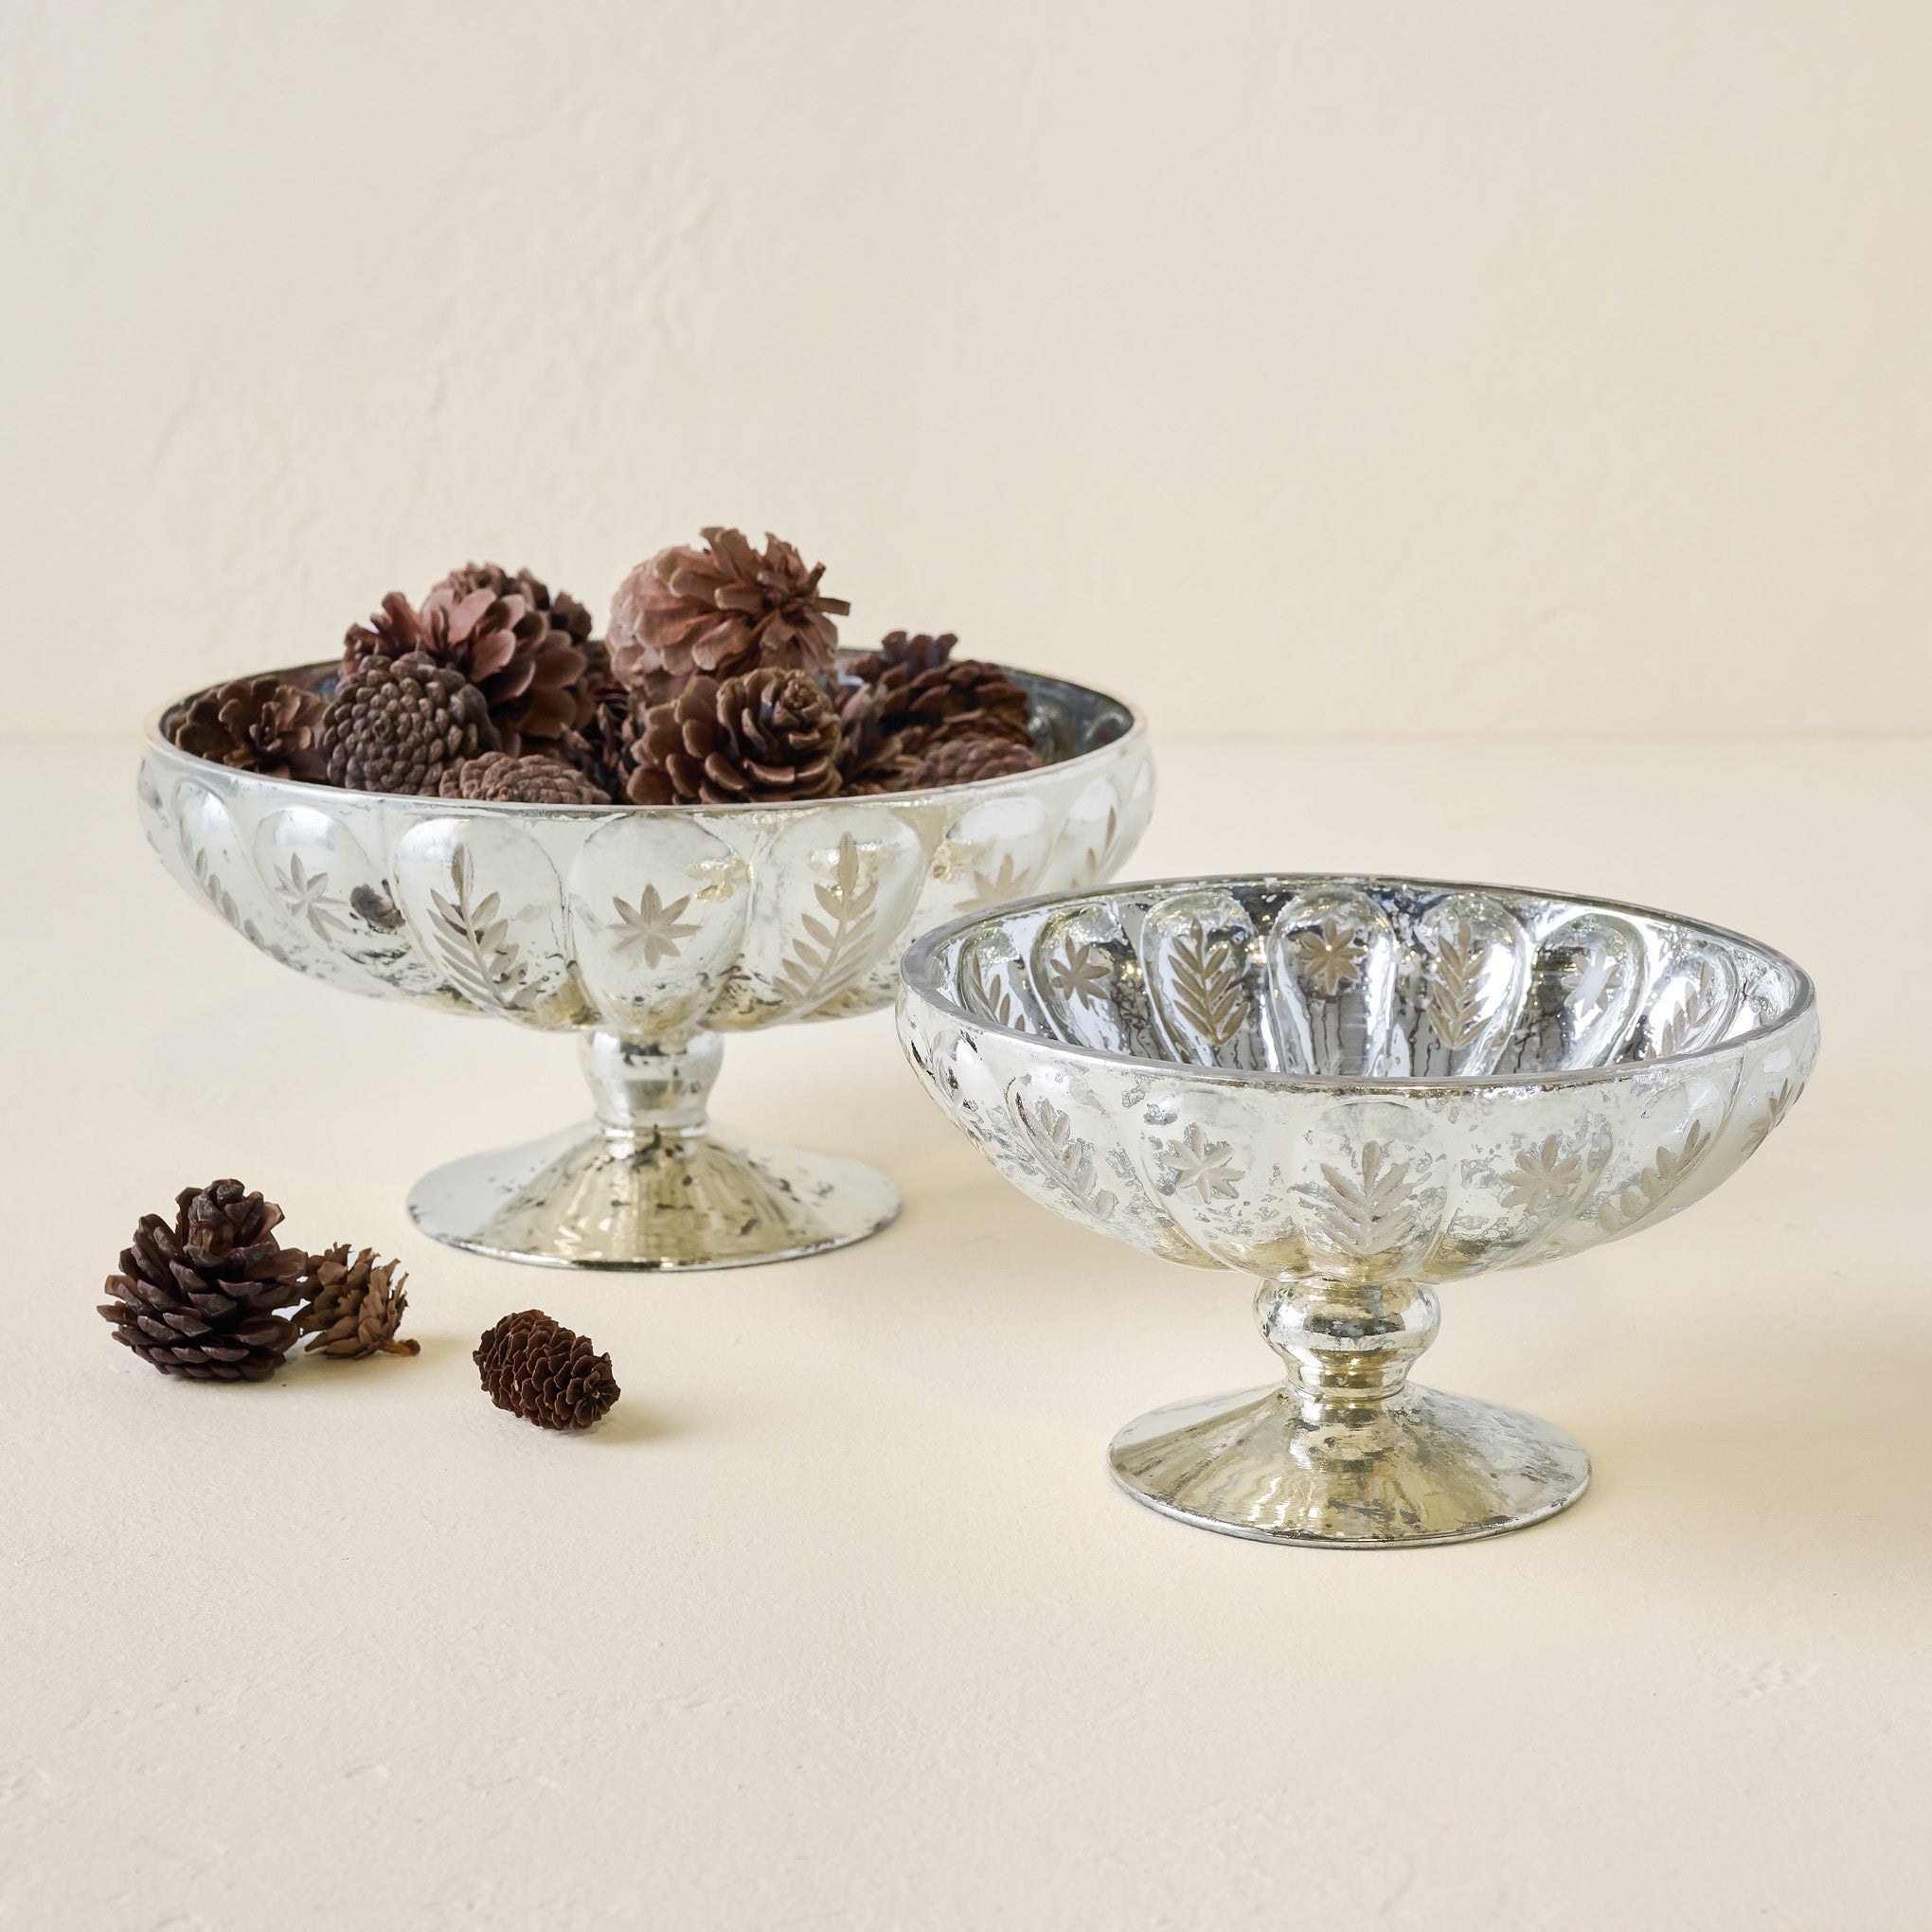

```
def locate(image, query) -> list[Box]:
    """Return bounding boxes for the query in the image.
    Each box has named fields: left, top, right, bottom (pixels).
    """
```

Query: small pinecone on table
left=439, top=750, right=611, bottom=804
left=474, top=1310, right=619, bottom=1431
left=98, top=1180, right=309, bottom=1382
left=169, top=676, right=327, bottom=779
left=345, top=574, right=591, bottom=757
left=607, top=528, right=849, bottom=702
left=318, top=651, right=499, bottom=795
left=296, top=1244, right=420, bottom=1358
left=901, top=733, right=1043, bottom=789
left=627, top=668, right=842, bottom=805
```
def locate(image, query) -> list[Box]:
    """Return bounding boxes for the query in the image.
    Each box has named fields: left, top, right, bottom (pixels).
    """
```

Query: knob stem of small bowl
left=1256, top=1278, right=1441, bottom=1422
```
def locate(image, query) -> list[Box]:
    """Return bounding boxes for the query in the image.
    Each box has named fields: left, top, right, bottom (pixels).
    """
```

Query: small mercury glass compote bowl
left=138, top=660, right=1151, bottom=1271
left=898, top=874, right=1817, bottom=1547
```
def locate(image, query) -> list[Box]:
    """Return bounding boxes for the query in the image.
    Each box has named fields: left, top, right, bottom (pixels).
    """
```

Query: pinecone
left=169, top=676, right=327, bottom=780
left=474, top=1310, right=619, bottom=1431
left=608, top=528, right=850, bottom=701
left=836, top=635, right=1031, bottom=768
left=846, top=630, right=960, bottom=686
left=98, top=1180, right=308, bottom=1382
left=834, top=679, right=923, bottom=794
left=318, top=651, right=499, bottom=795
left=296, top=1244, right=420, bottom=1358
left=555, top=676, right=637, bottom=799
left=901, top=734, right=1043, bottom=788
left=439, top=751, right=611, bottom=804
left=346, top=579, right=589, bottom=757
left=627, top=668, right=842, bottom=805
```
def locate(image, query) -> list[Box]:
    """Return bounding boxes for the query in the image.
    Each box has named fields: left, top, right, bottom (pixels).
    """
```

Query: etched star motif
left=1161, top=1122, right=1244, bottom=1203
left=1498, top=1135, right=1585, bottom=1213
left=1291, top=917, right=1364, bottom=997
left=1046, top=939, right=1110, bottom=1005
left=609, top=885, right=701, bottom=967
left=277, top=855, right=350, bottom=939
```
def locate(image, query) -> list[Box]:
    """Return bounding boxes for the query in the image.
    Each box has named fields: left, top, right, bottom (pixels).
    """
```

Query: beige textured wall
left=7, top=1, right=1929, bottom=740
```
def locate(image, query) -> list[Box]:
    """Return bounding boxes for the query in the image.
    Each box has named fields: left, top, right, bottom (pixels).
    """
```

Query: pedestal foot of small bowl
left=407, top=1119, right=901, bottom=1270
left=1108, top=1382, right=1589, bottom=1547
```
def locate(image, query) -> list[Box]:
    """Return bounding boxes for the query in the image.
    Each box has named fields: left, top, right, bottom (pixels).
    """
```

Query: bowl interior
left=156, top=654, right=1138, bottom=786
left=907, top=874, right=1810, bottom=1085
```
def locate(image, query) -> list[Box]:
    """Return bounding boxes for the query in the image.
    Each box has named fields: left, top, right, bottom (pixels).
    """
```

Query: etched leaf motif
left=276, top=856, right=351, bottom=942
left=1046, top=939, right=1110, bottom=1006
left=1597, top=1121, right=1712, bottom=1233
left=1424, top=918, right=1489, bottom=1050
left=1651, top=959, right=1726, bottom=1059
left=1315, top=1144, right=1417, bottom=1258
left=1012, top=1094, right=1116, bottom=1219
left=1499, top=1135, right=1586, bottom=1213
left=1160, top=1122, right=1245, bottom=1203
left=1292, top=918, right=1365, bottom=998
left=1741, top=1081, right=1800, bottom=1157
left=608, top=884, right=701, bottom=968
left=1168, top=921, right=1246, bottom=1046
left=1077, top=804, right=1121, bottom=889
left=427, top=846, right=545, bottom=1011
left=178, top=822, right=287, bottom=962
left=962, top=950, right=1025, bottom=1030
left=772, top=835, right=879, bottom=1008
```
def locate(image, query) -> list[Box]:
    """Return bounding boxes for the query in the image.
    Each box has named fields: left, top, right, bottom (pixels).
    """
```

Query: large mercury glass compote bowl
left=898, top=874, right=1817, bottom=1547
left=138, top=661, right=1151, bottom=1270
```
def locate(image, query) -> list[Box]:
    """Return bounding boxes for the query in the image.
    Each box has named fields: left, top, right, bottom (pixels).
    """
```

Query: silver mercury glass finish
left=898, top=874, right=1817, bottom=1547
left=137, top=659, right=1152, bottom=1270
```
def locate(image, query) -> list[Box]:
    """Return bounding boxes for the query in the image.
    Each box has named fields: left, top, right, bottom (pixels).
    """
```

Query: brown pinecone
left=834, top=679, right=923, bottom=794
left=346, top=580, right=589, bottom=757
left=439, top=751, right=611, bottom=804
left=836, top=634, right=1031, bottom=767
left=627, top=668, right=842, bottom=805
left=98, top=1180, right=308, bottom=1382
left=846, top=630, right=960, bottom=686
left=554, top=676, right=638, bottom=799
left=296, top=1244, right=420, bottom=1358
left=902, top=733, right=1043, bottom=788
left=474, top=1310, right=618, bottom=1431
left=169, top=676, right=328, bottom=780
left=318, top=651, right=499, bottom=794
left=607, top=528, right=850, bottom=701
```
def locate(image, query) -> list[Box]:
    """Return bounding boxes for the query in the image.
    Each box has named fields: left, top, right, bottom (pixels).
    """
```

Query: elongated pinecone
left=345, top=579, right=590, bottom=757
left=318, top=651, right=498, bottom=794
left=474, top=1310, right=618, bottom=1431
left=902, top=734, right=1042, bottom=788
left=439, top=751, right=611, bottom=804
left=170, top=676, right=327, bottom=780
left=98, top=1180, right=308, bottom=1382
left=296, top=1244, right=420, bottom=1358
left=627, top=668, right=842, bottom=804
left=608, top=528, right=849, bottom=701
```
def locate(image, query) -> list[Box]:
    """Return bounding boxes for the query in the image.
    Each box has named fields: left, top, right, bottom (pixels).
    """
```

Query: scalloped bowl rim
left=143, top=659, right=1148, bottom=816
left=899, top=870, right=1817, bottom=1094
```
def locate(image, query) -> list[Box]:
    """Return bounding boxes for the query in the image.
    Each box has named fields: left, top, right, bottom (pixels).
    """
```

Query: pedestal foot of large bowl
left=1108, top=1383, right=1589, bottom=1547
left=1107, top=1275, right=1587, bottom=1547
left=405, top=1025, right=899, bottom=1270
left=406, top=1119, right=901, bottom=1270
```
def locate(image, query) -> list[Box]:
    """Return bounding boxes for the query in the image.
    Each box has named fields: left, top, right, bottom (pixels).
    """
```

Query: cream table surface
left=3, top=734, right=1926, bottom=1932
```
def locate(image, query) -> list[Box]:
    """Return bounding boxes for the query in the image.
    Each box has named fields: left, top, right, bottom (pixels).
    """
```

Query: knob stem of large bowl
left=580, top=1027, right=723, bottom=1143
left=1254, top=1278, right=1441, bottom=1422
